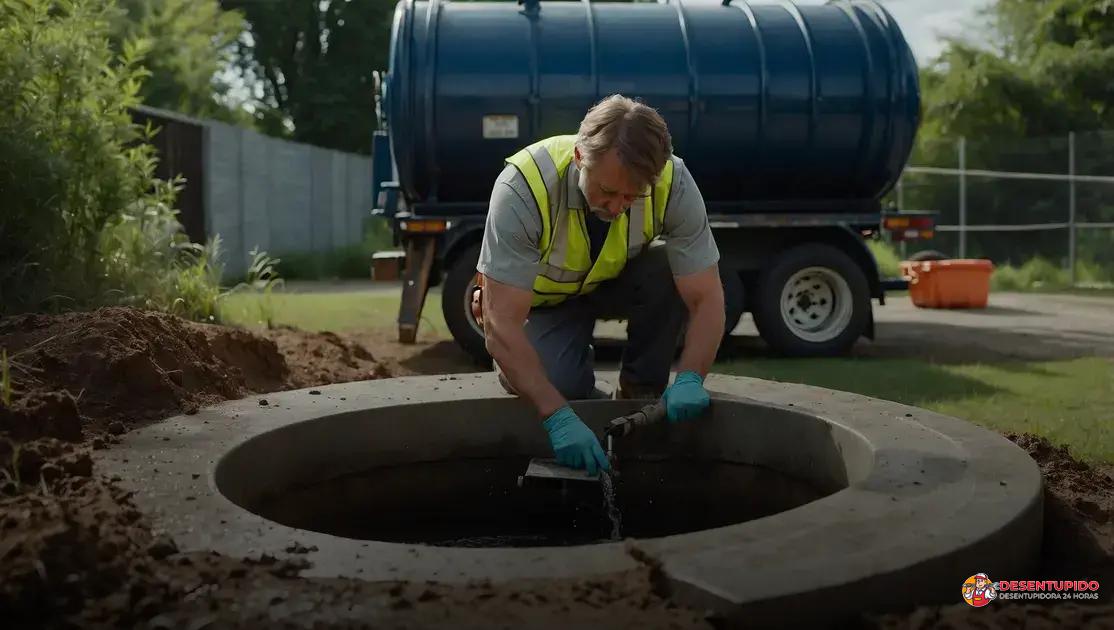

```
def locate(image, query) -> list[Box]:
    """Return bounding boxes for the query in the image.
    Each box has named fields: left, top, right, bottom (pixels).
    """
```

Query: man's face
left=976, top=578, right=987, bottom=588
left=575, top=147, right=650, bottom=222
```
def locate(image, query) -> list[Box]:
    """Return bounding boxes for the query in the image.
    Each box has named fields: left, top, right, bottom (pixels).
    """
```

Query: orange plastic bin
left=900, top=259, right=994, bottom=309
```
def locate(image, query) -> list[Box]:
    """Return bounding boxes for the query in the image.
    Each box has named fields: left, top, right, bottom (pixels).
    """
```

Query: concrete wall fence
left=205, top=122, right=373, bottom=280
left=131, top=106, right=373, bottom=281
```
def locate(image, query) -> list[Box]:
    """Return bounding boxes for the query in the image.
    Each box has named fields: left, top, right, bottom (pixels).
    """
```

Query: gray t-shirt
left=477, top=156, right=719, bottom=291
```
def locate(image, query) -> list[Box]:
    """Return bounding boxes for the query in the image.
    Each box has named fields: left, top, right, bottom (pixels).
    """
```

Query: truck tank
left=380, top=0, right=920, bottom=212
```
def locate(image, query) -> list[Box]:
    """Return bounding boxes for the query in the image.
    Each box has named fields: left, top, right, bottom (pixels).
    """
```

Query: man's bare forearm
left=675, top=288, right=725, bottom=378
left=486, top=322, right=567, bottom=418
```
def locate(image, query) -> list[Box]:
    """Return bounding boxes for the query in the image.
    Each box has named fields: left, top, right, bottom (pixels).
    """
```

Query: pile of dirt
left=0, top=307, right=390, bottom=442
left=258, top=326, right=392, bottom=388
left=0, top=308, right=284, bottom=440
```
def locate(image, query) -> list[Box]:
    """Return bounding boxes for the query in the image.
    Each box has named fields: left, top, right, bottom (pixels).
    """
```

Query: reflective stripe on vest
left=505, top=135, right=674, bottom=307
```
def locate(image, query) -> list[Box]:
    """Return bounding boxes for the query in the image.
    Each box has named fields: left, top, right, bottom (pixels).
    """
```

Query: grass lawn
left=221, top=288, right=1114, bottom=464
left=716, top=357, right=1114, bottom=465
left=219, top=290, right=450, bottom=337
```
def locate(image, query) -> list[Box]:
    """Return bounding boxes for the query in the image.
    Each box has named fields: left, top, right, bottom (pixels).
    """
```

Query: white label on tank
left=483, top=115, right=519, bottom=139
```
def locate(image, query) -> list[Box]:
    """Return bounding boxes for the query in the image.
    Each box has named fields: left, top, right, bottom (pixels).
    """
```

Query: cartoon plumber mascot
left=963, top=573, right=998, bottom=607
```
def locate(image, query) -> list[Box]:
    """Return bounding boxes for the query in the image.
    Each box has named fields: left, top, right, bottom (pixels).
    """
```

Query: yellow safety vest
left=505, top=135, right=675, bottom=307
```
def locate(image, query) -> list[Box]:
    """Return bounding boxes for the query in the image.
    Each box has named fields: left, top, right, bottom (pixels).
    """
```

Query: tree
left=915, top=0, right=1114, bottom=143
left=108, top=0, right=251, bottom=124
left=905, top=0, right=1114, bottom=270
left=220, top=0, right=397, bottom=153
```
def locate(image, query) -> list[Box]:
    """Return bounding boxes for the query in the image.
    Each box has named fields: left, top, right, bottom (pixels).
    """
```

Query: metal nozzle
left=605, top=401, right=667, bottom=438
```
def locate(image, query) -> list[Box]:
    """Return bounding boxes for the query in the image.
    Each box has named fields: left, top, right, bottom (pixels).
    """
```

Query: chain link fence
left=889, top=131, right=1114, bottom=286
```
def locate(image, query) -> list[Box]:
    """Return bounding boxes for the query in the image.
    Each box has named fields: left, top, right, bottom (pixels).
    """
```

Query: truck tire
left=442, top=244, right=491, bottom=365
left=909, top=249, right=947, bottom=262
left=752, top=244, right=870, bottom=357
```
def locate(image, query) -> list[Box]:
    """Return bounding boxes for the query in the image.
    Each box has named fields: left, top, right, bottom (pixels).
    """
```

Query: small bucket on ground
left=901, top=258, right=994, bottom=309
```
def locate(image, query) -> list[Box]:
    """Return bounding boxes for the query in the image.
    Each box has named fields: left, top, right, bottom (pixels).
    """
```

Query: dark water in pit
left=254, top=458, right=827, bottom=547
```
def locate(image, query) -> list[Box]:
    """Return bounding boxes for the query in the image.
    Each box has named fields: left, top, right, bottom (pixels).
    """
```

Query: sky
left=792, top=0, right=994, bottom=64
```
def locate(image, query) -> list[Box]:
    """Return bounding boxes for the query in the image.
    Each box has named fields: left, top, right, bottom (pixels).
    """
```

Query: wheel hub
left=789, top=276, right=834, bottom=323
left=779, top=267, right=852, bottom=343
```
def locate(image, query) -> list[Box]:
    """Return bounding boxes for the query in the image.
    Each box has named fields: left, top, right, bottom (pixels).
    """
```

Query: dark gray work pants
left=497, top=244, right=688, bottom=400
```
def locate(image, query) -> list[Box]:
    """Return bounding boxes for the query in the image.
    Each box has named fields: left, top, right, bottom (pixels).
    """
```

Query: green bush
left=275, top=218, right=396, bottom=281
left=0, top=0, right=253, bottom=319
left=866, top=239, right=903, bottom=279
left=97, top=179, right=225, bottom=321
left=991, top=258, right=1070, bottom=291
left=991, top=258, right=1114, bottom=291
left=1073, top=260, right=1114, bottom=287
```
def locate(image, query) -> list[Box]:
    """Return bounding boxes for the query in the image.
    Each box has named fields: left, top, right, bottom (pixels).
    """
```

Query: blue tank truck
left=370, top=0, right=935, bottom=362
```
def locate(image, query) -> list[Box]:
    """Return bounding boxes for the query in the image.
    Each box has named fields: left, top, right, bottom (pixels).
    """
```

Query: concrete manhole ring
left=96, top=372, right=1042, bottom=626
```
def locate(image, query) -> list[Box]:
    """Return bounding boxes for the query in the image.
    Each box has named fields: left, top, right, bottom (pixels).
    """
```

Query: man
left=476, top=94, right=725, bottom=476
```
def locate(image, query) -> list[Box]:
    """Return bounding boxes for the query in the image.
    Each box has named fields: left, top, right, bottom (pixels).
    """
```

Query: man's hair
left=575, top=94, right=673, bottom=190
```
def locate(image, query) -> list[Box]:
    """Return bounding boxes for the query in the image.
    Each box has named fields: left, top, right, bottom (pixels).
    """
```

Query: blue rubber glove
left=662, top=370, right=710, bottom=422
left=543, top=406, right=610, bottom=476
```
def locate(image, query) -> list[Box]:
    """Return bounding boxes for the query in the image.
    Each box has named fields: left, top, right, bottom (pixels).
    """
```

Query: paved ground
left=860, top=292, right=1114, bottom=362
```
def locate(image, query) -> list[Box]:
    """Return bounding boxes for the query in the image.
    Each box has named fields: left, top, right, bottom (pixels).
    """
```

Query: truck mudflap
left=397, top=235, right=437, bottom=343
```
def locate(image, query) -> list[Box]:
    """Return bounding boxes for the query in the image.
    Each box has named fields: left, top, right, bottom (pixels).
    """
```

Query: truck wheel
left=908, top=249, right=947, bottom=262
left=442, top=244, right=491, bottom=365
left=752, top=244, right=869, bottom=357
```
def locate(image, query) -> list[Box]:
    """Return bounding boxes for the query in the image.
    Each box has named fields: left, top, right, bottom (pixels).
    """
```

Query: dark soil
left=257, top=326, right=393, bottom=387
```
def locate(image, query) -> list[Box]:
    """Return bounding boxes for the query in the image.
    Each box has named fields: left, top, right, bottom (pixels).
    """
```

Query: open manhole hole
left=248, top=457, right=828, bottom=547
left=214, top=396, right=850, bottom=548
